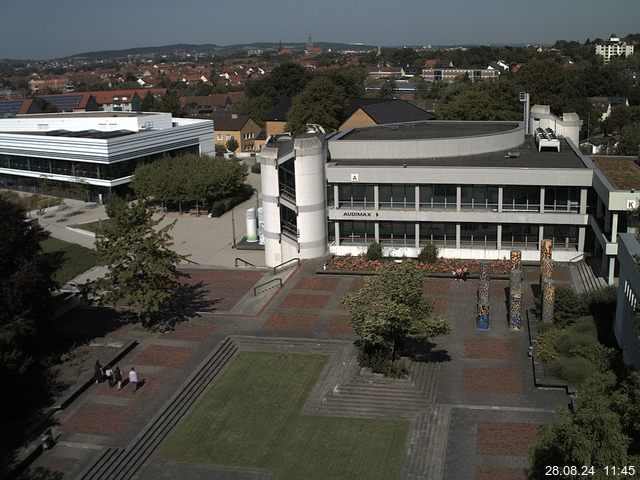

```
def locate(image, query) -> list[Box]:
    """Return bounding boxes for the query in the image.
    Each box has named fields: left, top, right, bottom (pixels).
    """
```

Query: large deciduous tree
left=93, top=201, right=187, bottom=327
left=343, top=262, right=452, bottom=371
left=286, top=77, right=348, bottom=134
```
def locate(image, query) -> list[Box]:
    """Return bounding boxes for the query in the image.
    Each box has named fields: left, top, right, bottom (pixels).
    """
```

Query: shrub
left=209, top=184, right=254, bottom=217
left=545, top=356, right=598, bottom=386
left=555, top=330, right=598, bottom=357
left=357, top=343, right=392, bottom=374
left=365, top=242, right=383, bottom=261
left=553, top=287, right=588, bottom=326
left=251, top=163, right=261, bottom=174
left=418, top=243, right=438, bottom=264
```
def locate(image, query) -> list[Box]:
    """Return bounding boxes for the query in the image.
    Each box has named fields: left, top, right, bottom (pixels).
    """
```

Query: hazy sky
left=2, top=0, right=639, bottom=60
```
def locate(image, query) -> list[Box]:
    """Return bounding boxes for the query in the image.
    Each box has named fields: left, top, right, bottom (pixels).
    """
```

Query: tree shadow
left=401, top=338, right=451, bottom=363
left=19, top=466, right=64, bottom=480
left=149, top=281, right=221, bottom=332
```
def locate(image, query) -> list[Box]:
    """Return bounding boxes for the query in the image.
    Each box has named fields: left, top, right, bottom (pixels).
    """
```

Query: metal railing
left=254, top=278, right=282, bottom=296
left=273, top=257, right=300, bottom=275
left=235, top=257, right=256, bottom=267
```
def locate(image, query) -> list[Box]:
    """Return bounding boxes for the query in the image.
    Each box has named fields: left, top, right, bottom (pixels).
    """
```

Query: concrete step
left=333, top=385, right=427, bottom=401
left=309, top=404, right=421, bottom=420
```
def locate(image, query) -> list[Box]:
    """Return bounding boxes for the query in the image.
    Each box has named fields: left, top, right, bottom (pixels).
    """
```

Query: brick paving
left=476, top=422, right=539, bottom=456
left=462, top=367, right=524, bottom=394
left=163, top=322, right=218, bottom=341
left=263, top=311, right=319, bottom=332
left=464, top=338, right=519, bottom=360
left=295, top=276, right=340, bottom=291
left=424, top=279, right=450, bottom=296
left=130, top=345, right=193, bottom=369
left=280, top=292, right=330, bottom=309
left=96, top=371, right=171, bottom=399
left=326, top=315, right=354, bottom=334
left=475, top=466, right=527, bottom=480
left=434, top=297, right=448, bottom=314
left=180, top=268, right=264, bottom=311
left=37, top=455, right=78, bottom=473
left=61, top=403, right=137, bottom=436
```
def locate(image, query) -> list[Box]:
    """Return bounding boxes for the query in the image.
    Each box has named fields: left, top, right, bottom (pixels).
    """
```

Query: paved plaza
left=20, top=258, right=574, bottom=480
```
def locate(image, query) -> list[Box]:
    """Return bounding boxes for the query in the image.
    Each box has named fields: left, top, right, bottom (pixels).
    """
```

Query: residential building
left=180, top=92, right=245, bottom=116
left=0, top=112, right=214, bottom=203
left=421, top=66, right=499, bottom=83
left=92, top=88, right=168, bottom=112
left=595, top=34, right=634, bottom=63
left=0, top=98, right=40, bottom=117
left=339, top=99, right=435, bottom=131
left=213, top=113, right=261, bottom=152
left=37, top=93, right=101, bottom=113
left=28, top=76, right=74, bottom=93
left=264, top=97, right=292, bottom=137
left=588, top=96, right=630, bottom=121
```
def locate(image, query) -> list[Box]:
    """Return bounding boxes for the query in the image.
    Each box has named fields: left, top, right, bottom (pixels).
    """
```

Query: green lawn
left=41, top=237, right=100, bottom=284
left=158, top=352, right=409, bottom=480
left=74, top=218, right=113, bottom=233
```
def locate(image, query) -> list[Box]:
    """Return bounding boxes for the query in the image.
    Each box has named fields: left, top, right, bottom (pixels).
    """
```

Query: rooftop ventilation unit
left=535, top=127, right=560, bottom=152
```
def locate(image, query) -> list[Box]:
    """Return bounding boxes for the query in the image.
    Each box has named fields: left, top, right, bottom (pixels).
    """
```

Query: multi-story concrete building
left=0, top=111, right=214, bottom=203
left=595, top=34, right=634, bottom=63
left=421, top=67, right=499, bottom=83
left=258, top=106, right=640, bottom=285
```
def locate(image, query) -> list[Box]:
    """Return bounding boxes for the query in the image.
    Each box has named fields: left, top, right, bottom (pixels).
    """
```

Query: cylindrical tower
left=293, top=136, right=327, bottom=260
left=259, top=144, right=283, bottom=267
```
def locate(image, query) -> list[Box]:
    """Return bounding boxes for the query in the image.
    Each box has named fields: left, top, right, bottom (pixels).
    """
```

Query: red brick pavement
left=476, top=421, right=539, bottom=456
left=424, top=279, right=450, bottom=296
left=62, top=403, right=137, bottom=436
left=348, top=277, right=365, bottom=292
left=295, top=276, right=340, bottom=291
left=475, top=466, right=527, bottom=480
left=326, top=315, right=354, bottom=334
left=96, top=371, right=171, bottom=399
left=263, top=312, right=319, bottom=332
left=163, top=322, right=218, bottom=341
left=37, top=454, right=78, bottom=473
left=489, top=282, right=509, bottom=298
left=280, top=292, right=330, bottom=309
left=180, top=269, right=263, bottom=311
left=434, top=297, right=448, bottom=315
left=130, top=345, right=193, bottom=369
left=462, top=367, right=523, bottom=394
left=464, top=338, right=519, bottom=360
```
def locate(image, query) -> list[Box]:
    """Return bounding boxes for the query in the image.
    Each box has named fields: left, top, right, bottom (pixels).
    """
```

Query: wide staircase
left=78, top=337, right=238, bottom=480
left=574, top=259, right=608, bottom=293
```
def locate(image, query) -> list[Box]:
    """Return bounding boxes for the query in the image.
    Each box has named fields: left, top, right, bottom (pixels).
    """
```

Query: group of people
left=94, top=361, right=139, bottom=392
left=453, top=266, right=470, bottom=282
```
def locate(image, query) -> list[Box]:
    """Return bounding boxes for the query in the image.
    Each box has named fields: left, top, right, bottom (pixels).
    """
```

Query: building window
left=420, top=185, right=456, bottom=209
left=280, top=205, right=297, bottom=240
left=461, top=186, right=498, bottom=210
left=339, top=221, right=375, bottom=244
left=338, top=184, right=374, bottom=208
left=544, top=187, right=580, bottom=212
left=278, top=158, right=296, bottom=201
left=326, top=184, right=334, bottom=208
left=379, top=222, right=415, bottom=246
left=419, top=222, right=456, bottom=247
left=379, top=184, right=415, bottom=209
left=544, top=225, right=578, bottom=250
left=226, top=135, right=232, bottom=141
left=502, top=224, right=539, bottom=249
left=503, top=186, right=540, bottom=211
left=460, top=223, right=497, bottom=248
left=217, top=134, right=223, bottom=141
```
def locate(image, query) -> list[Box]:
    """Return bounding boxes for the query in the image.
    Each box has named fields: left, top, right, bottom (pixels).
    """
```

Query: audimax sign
left=342, top=211, right=379, bottom=217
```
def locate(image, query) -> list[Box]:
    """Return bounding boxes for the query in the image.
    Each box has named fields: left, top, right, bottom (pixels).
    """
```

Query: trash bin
left=41, top=429, right=54, bottom=450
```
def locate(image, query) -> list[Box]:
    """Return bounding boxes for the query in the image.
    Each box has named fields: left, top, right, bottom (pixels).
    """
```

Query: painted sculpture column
left=510, top=250, right=522, bottom=272
left=542, top=279, right=557, bottom=323
left=540, top=239, right=552, bottom=260
left=477, top=261, right=490, bottom=329
left=476, top=300, right=490, bottom=329
left=540, top=257, right=554, bottom=287
left=509, top=269, right=523, bottom=329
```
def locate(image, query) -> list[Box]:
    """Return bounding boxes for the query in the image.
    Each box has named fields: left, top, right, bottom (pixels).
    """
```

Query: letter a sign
left=350, top=173, right=359, bottom=182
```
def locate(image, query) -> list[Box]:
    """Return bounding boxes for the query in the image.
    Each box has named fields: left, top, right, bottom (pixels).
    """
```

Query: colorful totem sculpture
left=540, top=239, right=552, bottom=260
left=509, top=269, right=523, bottom=329
left=477, top=261, right=490, bottom=329
left=510, top=250, right=522, bottom=272
left=542, top=279, right=557, bottom=323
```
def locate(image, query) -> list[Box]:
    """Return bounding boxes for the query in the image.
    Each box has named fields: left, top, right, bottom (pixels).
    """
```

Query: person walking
left=93, top=360, right=104, bottom=384
left=114, top=366, right=123, bottom=390
left=129, top=367, right=138, bottom=392
left=105, top=365, right=114, bottom=387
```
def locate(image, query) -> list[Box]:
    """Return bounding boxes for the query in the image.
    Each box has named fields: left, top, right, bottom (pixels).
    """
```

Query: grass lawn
left=158, top=352, right=409, bottom=480
left=41, top=237, right=100, bottom=284
left=74, top=218, right=113, bottom=233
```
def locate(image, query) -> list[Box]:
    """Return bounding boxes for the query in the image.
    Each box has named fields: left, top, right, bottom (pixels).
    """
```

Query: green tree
left=215, top=143, right=227, bottom=157
left=286, top=77, right=347, bottom=134
left=436, top=81, right=520, bottom=121
left=31, top=96, right=59, bottom=113
left=617, top=122, right=640, bottom=155
left=140, top=91, right=161, bottom=111
left=226, top=137, right=239, bottom=153
left=378, top=79, right=396, bottom=99
left=93, top=202, right=187, bottom=326
left=343, top=262, right=452, bottom=366
left=0, top=197, right=61, bottom=417
left=245, top=62, right=312, bottom=102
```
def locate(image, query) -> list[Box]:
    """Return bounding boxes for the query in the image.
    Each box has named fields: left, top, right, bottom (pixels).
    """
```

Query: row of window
left=332, top=221, right=578, bottom=250
left=328, top=184, right=581, bottom=212
left=0, top=146, right=199, bottom=181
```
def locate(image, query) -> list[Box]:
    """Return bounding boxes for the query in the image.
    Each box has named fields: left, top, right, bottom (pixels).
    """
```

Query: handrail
left=254, top=278, right=282, bottom=296
left=235, top=257, right=256, bottom=267
left=567, top=252, right=588, bottom=263
left=273, top=257, right=300, bottom=275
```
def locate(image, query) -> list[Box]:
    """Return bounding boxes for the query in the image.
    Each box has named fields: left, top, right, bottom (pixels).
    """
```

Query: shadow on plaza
left=402, top=338, right=451, bottom=363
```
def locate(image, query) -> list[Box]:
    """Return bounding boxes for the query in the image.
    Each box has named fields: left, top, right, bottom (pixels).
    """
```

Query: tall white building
left=595, top=34, right=634, bottom=64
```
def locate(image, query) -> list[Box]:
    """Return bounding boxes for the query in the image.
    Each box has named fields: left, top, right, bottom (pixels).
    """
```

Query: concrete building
left=0, top=111, right=214, bottom=203
left=258, top=106, right=640, bottom=284
left=614, top=233, right=640, bottom=369
left=213, top=113, right=262, bottom=152
left=421, top=67, right=499, bottom=83
left=595, top=34, right=634, bottom=64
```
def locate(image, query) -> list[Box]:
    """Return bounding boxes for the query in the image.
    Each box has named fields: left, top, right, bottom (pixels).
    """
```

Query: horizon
left=2, top=0, right=639, bottom=60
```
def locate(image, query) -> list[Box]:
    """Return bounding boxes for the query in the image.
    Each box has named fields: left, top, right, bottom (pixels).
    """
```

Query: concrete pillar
left=498, top=187, right=503, bottom=213
left=456, top=223, right=461, bottom=249
left=542, top=279, right=557, bottom=323
left=608, top=257, right=616, bottom=285
left=415, top=223, right=420, bottom=249
left=456, top=185, right=461, bottom=212
left=415, top=185, right=420, bottom=212
left=374, top=222, right=380, bottom=243
left=539, top=187, right=545, bottom=213
left=334, top=185, right=339, bottom=209
left=611, top=212, right=619, bottom=242
left=578, top=226, right=586, bottom=254
left=374, top=185, right=379, bottom=210
left=538, top=226, right=544, bottom=251
left=580, top=188, right=588, bottom=215
left=334, top=222, right=340, bottom=246
left=497, top=224, right=502, bottom=250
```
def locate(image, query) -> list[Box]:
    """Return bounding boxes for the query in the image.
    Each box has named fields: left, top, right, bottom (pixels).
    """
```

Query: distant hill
left=62, top=42, right=379, bottom=61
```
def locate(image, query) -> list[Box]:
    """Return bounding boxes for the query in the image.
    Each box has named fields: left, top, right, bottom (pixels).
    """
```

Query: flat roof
left=328, top=136, right=586, bottom=169
left=592, top=156, right=640, bottom=190
left=338, top=121, right=520, bottom=141
left=15, top=111, right=162, bottom=119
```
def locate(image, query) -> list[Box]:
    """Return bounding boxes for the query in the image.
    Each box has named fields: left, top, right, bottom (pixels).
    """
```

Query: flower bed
left=326, top=255, right=511, bottom=275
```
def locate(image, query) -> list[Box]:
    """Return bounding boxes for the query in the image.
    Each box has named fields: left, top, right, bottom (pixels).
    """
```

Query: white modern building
left=0, top=111, right=214, bottom=202
left=595, top=34, right=635, bottom=64
left=259, top=106, right=640, bottom=284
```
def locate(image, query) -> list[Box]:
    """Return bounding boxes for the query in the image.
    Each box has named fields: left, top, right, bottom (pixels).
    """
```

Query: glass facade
left=339, top=184, right=374, bottom=208
left=420, top=185, right=456, bottom=209
left=280, top=205, right=297, bottom=239
left=544, top=224, right=579, bottom=250
left=502, top=224, right=539, bottom=249
left=461, top=186, right=499, bottom=210
left=339, top=221, right=375, bottom=244
left=278, top=158, right=295, bottom=201
left=460, top=223, right=498, bottom=247
left=503, top=186, right=540, bottom=211
left=379, top=184, right=415, bottom=209
left=544, top=186, right=580, bottom=212
left=419, top=222, right=456, bottom=246
left=379, top=221, right=415, bottom=246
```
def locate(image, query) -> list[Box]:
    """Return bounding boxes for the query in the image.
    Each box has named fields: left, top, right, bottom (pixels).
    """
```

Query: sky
left=1, top=0, right=640, bottom=60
